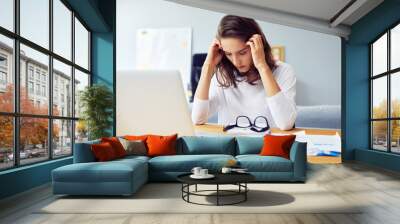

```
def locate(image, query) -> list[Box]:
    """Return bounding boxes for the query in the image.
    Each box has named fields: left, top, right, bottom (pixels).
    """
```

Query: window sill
left=0, top=156, right=72, bottom=176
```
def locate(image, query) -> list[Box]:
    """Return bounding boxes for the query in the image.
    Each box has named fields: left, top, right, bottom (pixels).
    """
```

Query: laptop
left=116, top=70, right=195, bottom=136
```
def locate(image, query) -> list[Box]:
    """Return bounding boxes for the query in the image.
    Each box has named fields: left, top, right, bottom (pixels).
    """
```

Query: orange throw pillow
left=101, top=137, right=127, bottom=158
left=146, top=134, right=178, bottom=157
left=124, top=135, right=149, bottom=141
left=91, top=142, right=117, bottom=161
left=260, top=134, right=296, bottom=159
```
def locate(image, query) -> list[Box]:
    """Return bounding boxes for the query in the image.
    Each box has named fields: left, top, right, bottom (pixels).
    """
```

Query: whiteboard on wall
left=136, top=27, right=192, bottom=91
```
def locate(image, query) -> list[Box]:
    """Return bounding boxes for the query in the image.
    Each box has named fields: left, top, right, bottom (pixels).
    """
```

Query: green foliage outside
left=372, top=99, right=400, bottom=145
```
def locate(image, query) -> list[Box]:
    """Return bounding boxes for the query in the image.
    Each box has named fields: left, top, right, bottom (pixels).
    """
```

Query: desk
left=194, top=124, right=341, bottom=164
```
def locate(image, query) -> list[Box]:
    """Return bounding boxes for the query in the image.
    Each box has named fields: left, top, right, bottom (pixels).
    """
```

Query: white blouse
left=191, top=61, right=297, bottom=130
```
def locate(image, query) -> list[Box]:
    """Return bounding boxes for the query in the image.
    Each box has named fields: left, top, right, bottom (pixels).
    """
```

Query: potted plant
left=79, top=84, right=113, bottom=140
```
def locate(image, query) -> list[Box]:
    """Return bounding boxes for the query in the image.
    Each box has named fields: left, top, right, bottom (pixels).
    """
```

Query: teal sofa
left=52, top=136, right=307, bottom=196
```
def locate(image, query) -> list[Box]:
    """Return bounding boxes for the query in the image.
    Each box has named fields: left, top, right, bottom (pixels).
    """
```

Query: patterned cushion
left=118, top=137, right=147, bottom=156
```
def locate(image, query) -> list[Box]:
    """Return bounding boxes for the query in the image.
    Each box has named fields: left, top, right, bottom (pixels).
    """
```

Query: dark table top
left=177, top=172, right=255, bottom=185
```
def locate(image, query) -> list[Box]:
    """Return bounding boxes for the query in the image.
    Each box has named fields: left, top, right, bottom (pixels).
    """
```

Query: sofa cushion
left=124, top=135, right=149, bottom=142
left=91, top=142, right=118, bottom=161
left=260, top=134, right=296, bottom=159
left=118, top=138, right=147, bottom=156
left=124, top=135, right=150, bottom=151
left=52, top=158, right=147, bottom=183
left=101, top=137, right=127, bottom=158
left=73, top=139, right=100, bottom=163
left=147, top=134, right=178, bottom=157
left=114, top=155, right=150, bottom=163
left=148, top=154, right=235, bottom=172
left=236, top=155, right=293, bottom=172
left=177, top=136, right=236, bottom=155
left=235, top=136, right=263, bottom=155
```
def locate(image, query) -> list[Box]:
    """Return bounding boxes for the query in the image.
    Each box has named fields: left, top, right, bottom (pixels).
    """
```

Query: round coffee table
left=177, top=172, right=255, bottom=206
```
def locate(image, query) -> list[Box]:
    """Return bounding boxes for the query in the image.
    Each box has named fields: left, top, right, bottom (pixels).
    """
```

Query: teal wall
left=91, top=0, right=116, bottom=135
left=343, top=43, right=370, bottom=160
left=66, top=0, right=111, bottom=32
left=344, top=0, right=400, bottom=171
left=0, top=158, right=72, bottom=199
left=91, top=32, right=115, bottom=135
left=92, top=33, right=114, bottom=87
left=355, top=149, right=400, bottom=172
left=0, top=0, right=116, bottom=200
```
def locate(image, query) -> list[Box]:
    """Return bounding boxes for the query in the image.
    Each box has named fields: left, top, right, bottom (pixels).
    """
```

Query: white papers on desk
left=295, top=133, right=341, bottom=156
left=305, top=133, right=341, bottom=156
left=226, top=127, right=271, bottom=136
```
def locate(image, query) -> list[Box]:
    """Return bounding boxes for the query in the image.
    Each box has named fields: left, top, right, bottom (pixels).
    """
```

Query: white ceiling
left=165, top=0, right=384, bottom=38
left=225, top=0, right=353, bottom=22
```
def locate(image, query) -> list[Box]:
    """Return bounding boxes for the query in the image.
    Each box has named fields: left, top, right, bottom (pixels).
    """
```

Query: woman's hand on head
left=247, top=34, right=270, bottom=71
left=204, top=38, right=223, bottom=69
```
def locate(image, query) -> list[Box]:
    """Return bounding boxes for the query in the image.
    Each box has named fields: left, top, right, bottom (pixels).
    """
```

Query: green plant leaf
left=79, top=84, right=113, bottom=140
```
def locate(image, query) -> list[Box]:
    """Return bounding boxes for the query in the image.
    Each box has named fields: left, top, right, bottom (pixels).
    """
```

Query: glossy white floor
left=0, top=162, right=400, bottom=224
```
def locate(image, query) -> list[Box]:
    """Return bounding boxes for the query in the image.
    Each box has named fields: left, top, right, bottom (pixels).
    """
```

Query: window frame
left=0, top=0, right=92, bottom=171
left=0, top=71, right=7, bottom=85
left=0, top=53, right=7, bottom=68
left=0, top=53, right=8, bottom=88
left=370, top=20, right=400, bottom=154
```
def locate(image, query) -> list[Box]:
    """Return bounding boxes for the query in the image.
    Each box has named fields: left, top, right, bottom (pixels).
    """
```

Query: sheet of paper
left=305, top=133, right=341, bottom=156
left=226, top=127, right=270, bottom=136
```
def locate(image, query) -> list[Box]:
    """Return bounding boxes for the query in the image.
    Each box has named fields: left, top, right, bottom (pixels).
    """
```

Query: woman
left=192, top=15, right=297, bottom=131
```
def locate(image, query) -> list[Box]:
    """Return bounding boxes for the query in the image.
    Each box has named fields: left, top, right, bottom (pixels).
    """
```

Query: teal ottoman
left=52, top=156, right=148, bottom=196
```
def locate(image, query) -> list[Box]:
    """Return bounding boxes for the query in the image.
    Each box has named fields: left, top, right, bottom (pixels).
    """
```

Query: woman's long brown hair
left=215, top=15, right=276, bottom=88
